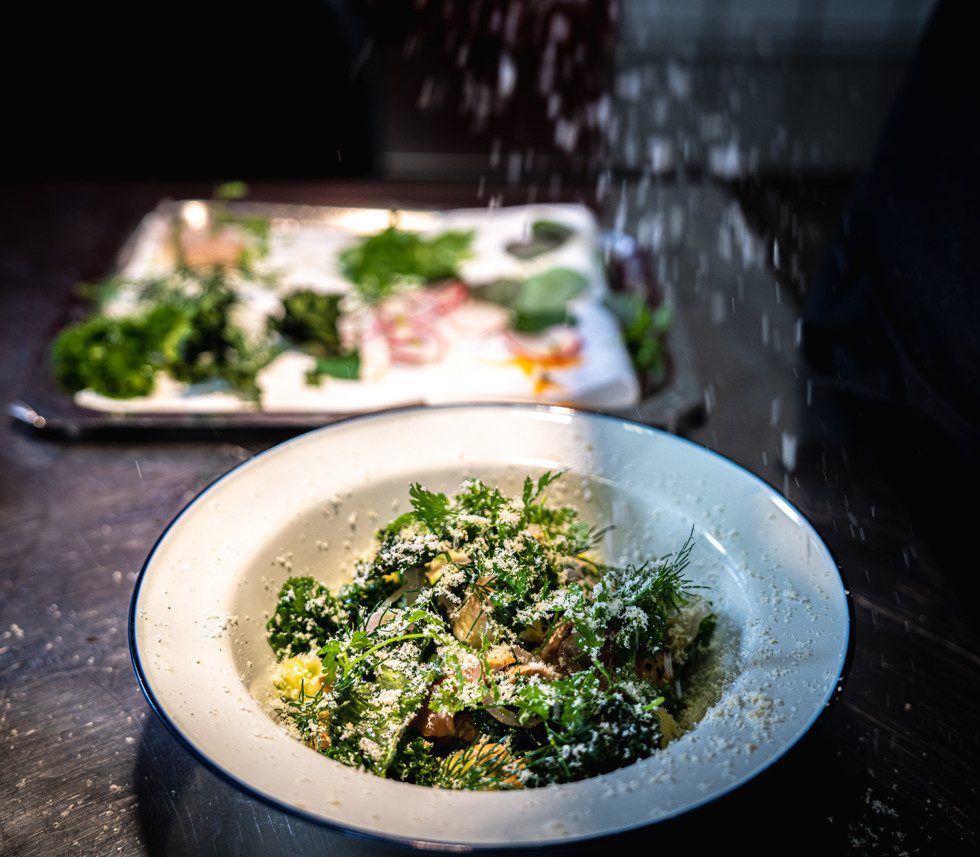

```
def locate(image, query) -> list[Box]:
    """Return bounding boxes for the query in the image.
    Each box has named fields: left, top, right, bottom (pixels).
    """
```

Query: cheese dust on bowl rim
left=129, top=404, right=850, bottom=849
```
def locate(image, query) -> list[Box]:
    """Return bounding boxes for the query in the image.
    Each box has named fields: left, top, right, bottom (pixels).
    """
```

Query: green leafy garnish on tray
left=606, top=292, right=672, bottom=384
left=266, top=473, right=715, bottom=790
left=271, top=290, right=361, bottom=383
left=511, top=267, right=587, bottom=332
left=52, top=310, right=169, bottom=399
left=505, top=219, right=575, bottom=260
left=52, top=202, right=673, bottom=409
left=306, top=353, right=360, bottom=383
left=477, top=267, right=587, bottom=333
left=52, top=269, right=279, bottom=401
left=338, top=226, right=474, bottom=304
left=273, top=291, right=345, bottom=356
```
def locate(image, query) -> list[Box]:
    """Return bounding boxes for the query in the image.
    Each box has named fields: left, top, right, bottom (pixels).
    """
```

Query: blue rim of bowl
left=128, top=401, right=854, bottom=852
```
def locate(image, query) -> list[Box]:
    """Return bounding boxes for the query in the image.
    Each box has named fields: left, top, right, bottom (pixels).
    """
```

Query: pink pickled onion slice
left=428, top=281, right=469, bottom=315
left=386, top=320, right=445, bottom=364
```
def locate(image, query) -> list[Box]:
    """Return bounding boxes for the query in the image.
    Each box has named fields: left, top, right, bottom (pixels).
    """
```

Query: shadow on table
left=134, top=711, right=862, bottom=857
left=134, top=714, right=409, bottom=857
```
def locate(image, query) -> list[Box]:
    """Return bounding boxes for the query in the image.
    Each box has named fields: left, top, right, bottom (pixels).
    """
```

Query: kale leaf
left=267, top=576, right=342, bottom=658
left=390, top=736, right=441, bottom=786
left=517, top=672, right=664, bottom=786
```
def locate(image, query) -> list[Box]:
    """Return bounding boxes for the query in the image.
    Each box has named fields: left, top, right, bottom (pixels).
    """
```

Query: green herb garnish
left=505, top=219, right=575, bottom=260
left=52, top=269, right=279, bottom=401
left=339, top=226, right=473, bottom=304
left=271, top=289, right=362, bottom=383
left=605, top=293, right=672, bottom=383
left=274, top=291, right=345, bottom=356
left=476, top=267, right=587, bottom=333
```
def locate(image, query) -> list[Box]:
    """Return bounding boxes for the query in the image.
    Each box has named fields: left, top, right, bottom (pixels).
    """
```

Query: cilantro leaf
left=408, top=483, right=452, bottom=532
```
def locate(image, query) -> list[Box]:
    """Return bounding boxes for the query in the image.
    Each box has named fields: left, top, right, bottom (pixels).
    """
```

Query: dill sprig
left=565, top=528, right=698, bottom=664
left=437, top=740, right=523, bottom=790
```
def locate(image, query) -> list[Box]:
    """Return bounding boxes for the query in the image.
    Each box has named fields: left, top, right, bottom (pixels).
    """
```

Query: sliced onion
left=365, top=607, right=391, bottom=634
left=378, top=315, right=446, bottom=364
left=428, top=281, right=469, bottom=315
left=447, top=300, right=511, bottom=334
left=377, top=291, right=430, bottom=324
left=388, top=329, right=445, bottom=364
left=481, top=694, right=537, bottom=728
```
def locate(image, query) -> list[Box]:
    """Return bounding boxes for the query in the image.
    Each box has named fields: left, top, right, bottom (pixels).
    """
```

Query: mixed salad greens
left=266, top=473, right=715, bottom=789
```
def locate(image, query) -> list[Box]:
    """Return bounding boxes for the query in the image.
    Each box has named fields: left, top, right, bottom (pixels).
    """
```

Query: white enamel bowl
left=130, top=404, right=849, bottom=849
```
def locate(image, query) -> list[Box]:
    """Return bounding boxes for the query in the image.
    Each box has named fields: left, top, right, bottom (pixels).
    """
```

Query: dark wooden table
left=1, top=181, right=976, bottom=856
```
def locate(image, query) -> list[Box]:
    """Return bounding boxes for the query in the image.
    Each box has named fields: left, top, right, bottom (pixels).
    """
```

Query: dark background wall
left=3, top=0, right=935, bottom=183
left=4, top=0, right=381, bottom=180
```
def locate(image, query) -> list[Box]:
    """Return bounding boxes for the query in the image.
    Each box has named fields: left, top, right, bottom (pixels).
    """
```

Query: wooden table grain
left=0, top=182, right=976, bottom=856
